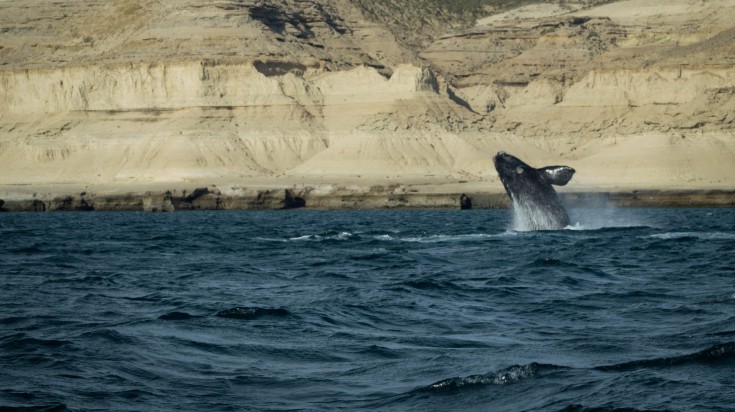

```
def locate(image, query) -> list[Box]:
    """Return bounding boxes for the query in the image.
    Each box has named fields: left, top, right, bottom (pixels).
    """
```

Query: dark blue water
left=1, top=208, right=734, bottom=411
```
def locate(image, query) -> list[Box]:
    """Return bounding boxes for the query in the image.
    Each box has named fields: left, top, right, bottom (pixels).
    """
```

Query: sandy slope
left=0, top=0, right=734, bottom=208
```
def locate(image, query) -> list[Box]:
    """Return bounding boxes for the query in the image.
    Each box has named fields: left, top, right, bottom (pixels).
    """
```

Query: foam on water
left=418, top=363, right=546, bottom=393
left=263, top=231, right=510, bottom=243
left=289, top=231, right=355, bottom=241
left=701, top=293, right=735, bottom=304
left=256, top=231, right=356, bottom=242
left=646, top=232, right=735, bottom=240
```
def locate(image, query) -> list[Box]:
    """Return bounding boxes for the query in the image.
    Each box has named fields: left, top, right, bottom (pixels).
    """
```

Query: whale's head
left=493, top=151, right=525, bottom=179
left=493, top=151, right=537, bottom=198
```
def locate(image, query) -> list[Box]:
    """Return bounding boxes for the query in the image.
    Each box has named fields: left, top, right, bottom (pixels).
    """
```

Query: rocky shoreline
left=1, top=188, right=732, bottom=212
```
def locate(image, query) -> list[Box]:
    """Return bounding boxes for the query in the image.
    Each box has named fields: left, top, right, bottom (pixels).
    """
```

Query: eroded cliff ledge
left=1, top=0, right=734, bottom=209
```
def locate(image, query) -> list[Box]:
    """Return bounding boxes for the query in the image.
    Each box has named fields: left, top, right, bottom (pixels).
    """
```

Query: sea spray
left=567, top=207, right=654, bottom=230
left=510, top=195, right=567, bottom=231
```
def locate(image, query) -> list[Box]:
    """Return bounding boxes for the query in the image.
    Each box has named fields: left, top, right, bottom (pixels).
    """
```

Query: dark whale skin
left=493, top=151, right=575, bottom=230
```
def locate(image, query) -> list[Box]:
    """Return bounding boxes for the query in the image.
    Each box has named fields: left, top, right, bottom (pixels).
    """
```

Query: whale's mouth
left=493, top=151, right=507, bottom=166
left=494, top=151, right=515, bottom=162
left=493, top=151, right=518, bottom=172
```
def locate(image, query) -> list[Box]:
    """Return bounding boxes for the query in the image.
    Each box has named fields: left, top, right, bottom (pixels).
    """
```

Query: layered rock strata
left=1, top=0, right=734, bottom=209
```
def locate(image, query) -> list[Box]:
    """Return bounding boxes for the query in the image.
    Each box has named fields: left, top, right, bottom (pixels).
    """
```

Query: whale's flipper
left=539, top=166, right=575, bottom=186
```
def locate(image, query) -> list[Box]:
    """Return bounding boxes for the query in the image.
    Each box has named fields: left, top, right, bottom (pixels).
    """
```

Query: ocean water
left=1, top=208, right=734, bottom=411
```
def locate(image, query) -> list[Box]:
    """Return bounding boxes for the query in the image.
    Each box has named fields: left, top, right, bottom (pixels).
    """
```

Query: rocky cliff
left=1, top=0, right=734, bottom=209
left=425, top=1, right=735, bottom=138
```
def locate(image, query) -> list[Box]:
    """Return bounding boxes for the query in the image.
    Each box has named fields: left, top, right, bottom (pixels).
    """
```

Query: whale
left=493, top=151, right=575, bottom=230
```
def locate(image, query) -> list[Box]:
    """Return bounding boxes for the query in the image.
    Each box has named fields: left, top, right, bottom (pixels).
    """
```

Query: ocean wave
left=415, top=363, right=556, bottom=393
left=0, top=403, right=68, bottom=412
left=78, top=329, right=136, bottom=345
left=376, top=232, right=512, bottom=243
left=291, top=231, right=355, bottom=241
left=256, top=231, right=357, bottom=242
left=400, top=279, right=462, bottom=291
left=359, top=344, right=403, bottom=359
left=645, top=232, right=735, bottom=240
left=699, top=293, right=735, bottom=304
left=559, top=404, right=666, bottom=412
left=10, top=243, right=48, bottom=254
left=259, top=231, right=514, bottom=243
left=158, top=311, right=194, bottom=320
left=595, top=342, right=735, bottom=372
left=528, top=257, right=572, bottom=268
left=4, top=209, right=734, bottom=410
left=215, top=306, right=290, bottom=320
left=0, top=334, right=72, bottom=351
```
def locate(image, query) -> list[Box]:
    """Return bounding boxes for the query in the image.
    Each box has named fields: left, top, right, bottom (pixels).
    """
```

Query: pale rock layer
left=0, top=0, right=734, bottom=207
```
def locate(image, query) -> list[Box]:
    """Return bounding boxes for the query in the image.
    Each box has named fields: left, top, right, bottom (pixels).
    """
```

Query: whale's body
left=493, top=152, right=575, bottom=230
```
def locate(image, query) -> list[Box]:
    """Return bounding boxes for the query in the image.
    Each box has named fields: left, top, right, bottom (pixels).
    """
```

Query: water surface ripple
left=1, top=209, right=734, bottom=411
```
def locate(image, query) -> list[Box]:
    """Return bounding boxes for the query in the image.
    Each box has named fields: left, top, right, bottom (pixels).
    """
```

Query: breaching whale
left=493, top=151, right=575, bottom=230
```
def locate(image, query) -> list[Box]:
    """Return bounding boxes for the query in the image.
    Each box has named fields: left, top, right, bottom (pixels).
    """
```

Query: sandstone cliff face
left=1, top=0, right=734, bottom=201
left=424, top=1, right=735, bottom=140
left=0, top=0, right=419, bottom=72
left=0, top=60, right=487, bottom=185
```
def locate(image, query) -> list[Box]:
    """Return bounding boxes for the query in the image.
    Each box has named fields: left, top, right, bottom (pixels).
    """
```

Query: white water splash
left=565, top=207, right=654, bottom=230
left=511, top=203, right=561, bottom=231
left=512, top=202, right=656, bottom=232
left=424, top=363, right=541, bottom=392
left=646, top=232, right=735, bottom=240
